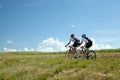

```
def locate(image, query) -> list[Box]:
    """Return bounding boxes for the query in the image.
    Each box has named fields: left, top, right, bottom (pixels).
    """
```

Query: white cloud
left=69, top=24, right=83, bottom=28
left=91, top=44, right=112, bottom=50
left=4, top=47, right=17, bottom=52
left=69, top=24, right=76, bottom=28
left=69, top=23, right=96, bottom=28
left=90, top=38, right=113, bottom=50
left=3, top=38, right=115, bottom=52
left=23, top=47, right=34, bottom=51
left=36, top=37, right=66, bottom=52
left=3, top=47, right=34, bottom=52
left=97, top=38, right=118, bottom=43
left=6, top=40, right=13, bottom=44
left=93, top=30, right=120, bottom=34
left=36, top=37, right=114, bottom=52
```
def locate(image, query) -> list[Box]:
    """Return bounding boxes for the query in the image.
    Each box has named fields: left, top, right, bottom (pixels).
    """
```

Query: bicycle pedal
left=74, top=54, right=78, bottom=58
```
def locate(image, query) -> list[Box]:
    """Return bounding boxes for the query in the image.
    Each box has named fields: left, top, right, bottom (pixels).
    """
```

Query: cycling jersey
left=69, top=37, right=76, bottom=42
left=69, top=37, right=80, bottom=47
left=81, top=37, right=92, bottom=48
left=81, top=37, right=89, bottom=43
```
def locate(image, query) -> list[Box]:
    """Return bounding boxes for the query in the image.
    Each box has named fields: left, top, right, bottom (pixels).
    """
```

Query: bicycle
left=65, top=46, right=96, bottom=59
left=76, top=47, right=96, bottom=60
left=65, top=46, right=80, bottom=59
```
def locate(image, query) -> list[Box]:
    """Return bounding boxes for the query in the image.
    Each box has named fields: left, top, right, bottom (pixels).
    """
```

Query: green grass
left=95, top=48, right=120, bottom=53
left=0, top=49, right=120, bottom=80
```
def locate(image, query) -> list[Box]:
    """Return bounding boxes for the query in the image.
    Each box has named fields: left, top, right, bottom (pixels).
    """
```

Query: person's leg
left=82, top=47, right=87, bottom=59
left=86, top=48, right=89, bottom=56
left=72, top=43, right=77, bottom=55
left=84, top=48, right=87, bottom=55
left=69, top=46, right=73, bottom=54
left=72, top=47, right=76, bottom=54
left=69, top=46, right=75, bottom=55
left=86, top=42, right=92, bottom=56
left=85, top=43, right=90, bottom=56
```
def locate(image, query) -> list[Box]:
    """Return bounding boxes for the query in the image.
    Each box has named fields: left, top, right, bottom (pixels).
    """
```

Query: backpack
left=85, top=37, right=92, bottom=43
left=74, top=37, right=80, bottom=43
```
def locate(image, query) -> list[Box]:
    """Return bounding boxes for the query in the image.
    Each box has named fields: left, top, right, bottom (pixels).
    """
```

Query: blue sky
left=0, top=0, right=120, bottom=52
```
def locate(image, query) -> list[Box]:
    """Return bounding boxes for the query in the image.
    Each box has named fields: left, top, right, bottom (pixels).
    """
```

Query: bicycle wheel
left=65, top=50, right=73, bottom=58
left=76, top=49, right=84, bottom=59
left=88, top=50, right=96, bottom=59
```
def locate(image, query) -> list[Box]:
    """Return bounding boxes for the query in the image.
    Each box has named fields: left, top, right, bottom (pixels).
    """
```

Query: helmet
left=82, top=34, right=86, bottom=37
left=70, top=34, right=74, bottom=37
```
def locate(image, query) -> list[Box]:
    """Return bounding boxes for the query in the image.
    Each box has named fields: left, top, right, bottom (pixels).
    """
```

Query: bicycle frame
left=76, top=47, right=96, bottom=60
left=65, top=46, right=79, bottom=59
left=65, top=46, right=96, bottom=59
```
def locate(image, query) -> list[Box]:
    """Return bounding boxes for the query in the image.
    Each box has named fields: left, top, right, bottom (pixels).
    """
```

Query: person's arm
left=80, top=38, right=83, bottom=45
left=65, top=41, right=70, bottom=47
left=84, top=43, right=87, bottom=47
left=82, top=38, right=88, bottom=47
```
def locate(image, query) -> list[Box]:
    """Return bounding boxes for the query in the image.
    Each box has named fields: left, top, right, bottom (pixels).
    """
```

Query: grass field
left=0, top=49, right=120, bottom=80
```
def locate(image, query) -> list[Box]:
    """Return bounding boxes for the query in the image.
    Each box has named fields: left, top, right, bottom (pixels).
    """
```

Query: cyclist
left=80, top=34, right=93, bottom=58
left=65, top=34, right=80, bottom=57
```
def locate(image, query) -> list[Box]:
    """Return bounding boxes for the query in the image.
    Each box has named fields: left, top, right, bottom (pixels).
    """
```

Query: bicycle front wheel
left=88, top=50, right=96, bottom=59
left=65, top=50, right=73, bottom=58
left=76, top=49, right=84, bottom=59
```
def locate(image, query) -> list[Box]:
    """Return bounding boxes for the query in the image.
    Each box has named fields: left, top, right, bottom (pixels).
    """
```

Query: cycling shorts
left=73, top=42, right=80, bottom=47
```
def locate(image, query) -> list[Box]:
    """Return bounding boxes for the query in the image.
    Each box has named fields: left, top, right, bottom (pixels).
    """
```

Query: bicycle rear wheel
left=88, top=50, right=96, bottom=59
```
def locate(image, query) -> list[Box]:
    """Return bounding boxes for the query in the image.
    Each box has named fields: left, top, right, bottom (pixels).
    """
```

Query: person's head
left=70, top=34, right=74, bottom=38
left=82, top=34, right=86, bottom=38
